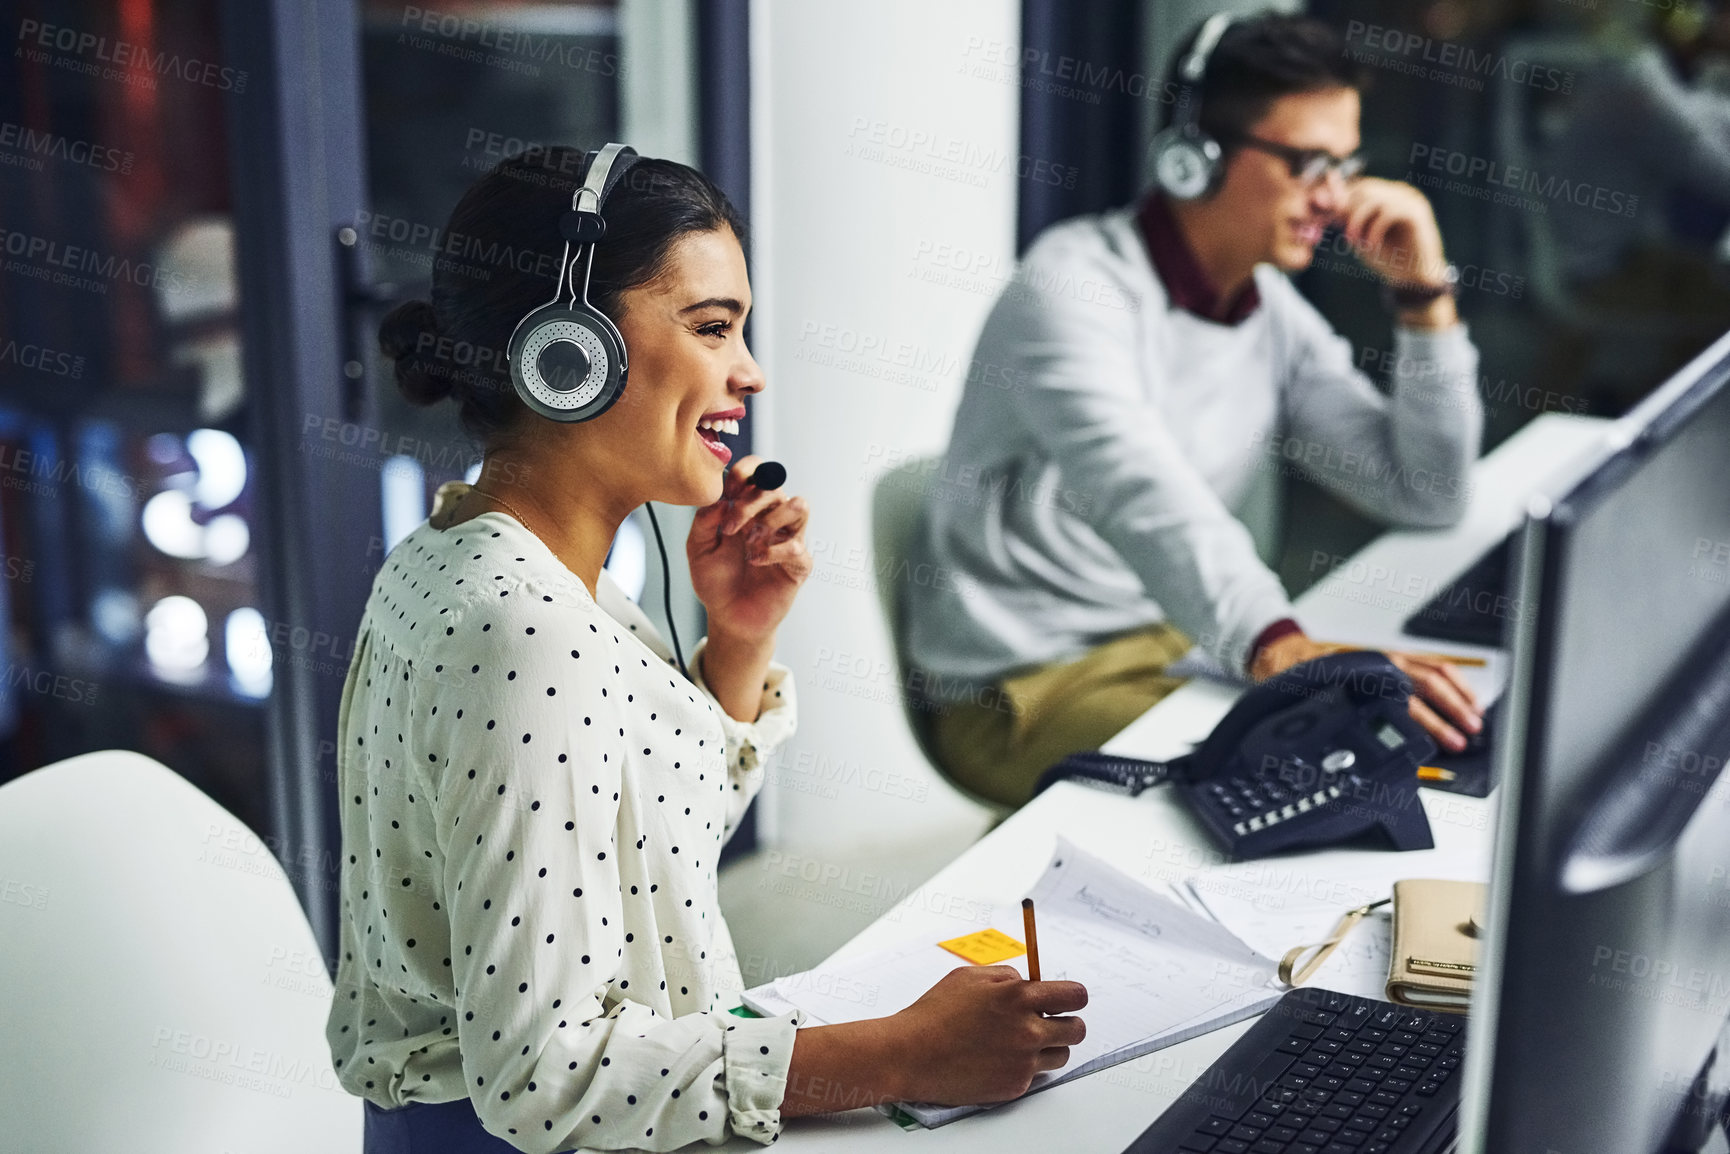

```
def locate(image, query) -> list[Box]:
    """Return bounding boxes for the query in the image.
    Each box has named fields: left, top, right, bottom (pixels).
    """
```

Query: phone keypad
left=1212, top=774, right=1353, bottom=838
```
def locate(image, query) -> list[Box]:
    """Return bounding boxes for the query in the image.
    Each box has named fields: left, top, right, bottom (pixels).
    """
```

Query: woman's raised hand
left=687, top=454, right=812, bottom=643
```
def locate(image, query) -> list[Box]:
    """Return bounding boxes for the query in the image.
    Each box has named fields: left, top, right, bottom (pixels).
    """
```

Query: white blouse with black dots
left=326, top=487, right=801, bottom=1152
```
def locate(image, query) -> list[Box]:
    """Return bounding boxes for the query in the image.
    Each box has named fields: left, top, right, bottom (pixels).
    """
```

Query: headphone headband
left=1175, top=12, right=1234, bottom=129
left=1149, top=13, right=1236, bottom=200
left=573, top=142, right=639, bottom=216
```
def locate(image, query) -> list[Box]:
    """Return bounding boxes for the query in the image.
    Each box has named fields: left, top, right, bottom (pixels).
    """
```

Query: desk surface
left=726, top=415, right=1612, bottom=1153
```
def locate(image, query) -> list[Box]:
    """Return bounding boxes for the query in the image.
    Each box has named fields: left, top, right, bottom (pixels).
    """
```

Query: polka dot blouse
left=326, top=485, right=800, bottom=1151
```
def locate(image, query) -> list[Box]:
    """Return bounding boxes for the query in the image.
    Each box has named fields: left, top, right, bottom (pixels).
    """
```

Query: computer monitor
left=1460, top=333, right=1730, bottom=1154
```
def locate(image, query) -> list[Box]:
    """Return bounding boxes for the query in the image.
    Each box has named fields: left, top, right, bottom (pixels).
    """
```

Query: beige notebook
left=1387, top=879, right=1485, bottom=1013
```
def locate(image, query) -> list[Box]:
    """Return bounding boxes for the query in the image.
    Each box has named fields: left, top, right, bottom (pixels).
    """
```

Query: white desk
left=724, top=415, right=1612, bottom=1153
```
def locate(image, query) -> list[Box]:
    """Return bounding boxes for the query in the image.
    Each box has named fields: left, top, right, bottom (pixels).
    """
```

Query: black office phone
left=1035, top=652, right=1438, bottom=860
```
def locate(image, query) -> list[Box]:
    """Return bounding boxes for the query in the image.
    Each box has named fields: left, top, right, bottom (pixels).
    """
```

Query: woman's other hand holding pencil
left=888, top=967, right=1087, bottom=1105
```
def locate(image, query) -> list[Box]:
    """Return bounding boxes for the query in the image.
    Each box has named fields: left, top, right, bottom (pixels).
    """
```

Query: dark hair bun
left=379, top=298, right=451, bottom=406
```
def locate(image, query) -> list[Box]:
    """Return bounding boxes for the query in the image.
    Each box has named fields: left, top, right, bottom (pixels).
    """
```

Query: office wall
left=747, top=0, right=1020, bottom=848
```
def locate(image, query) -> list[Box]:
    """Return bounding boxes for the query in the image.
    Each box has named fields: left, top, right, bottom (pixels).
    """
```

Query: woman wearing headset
left=326, top=146, right=1086, bottom=1154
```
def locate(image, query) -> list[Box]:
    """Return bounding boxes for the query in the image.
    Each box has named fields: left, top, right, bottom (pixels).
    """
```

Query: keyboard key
left=1278, top=1038, right=1311, bottom=1055
left=1383, top=1078, right=1413, bottom=1093
left=1300, top=1129, right=1333, bottom=1145
left=1344, top=1115, right=1378, bottom=1132
left=1229, top=1124, right=1263, bottom=1141
left=1215, top=1141, right=1250, bottom=1154
left=1244, top=1112, right=1275, bottom=1129
left=1345, top=1078, right=1378, bottom=1095
left=1250, top=1143, right=1284, bottom=1154
left=1293, top=1023, right=1326, bottom=1040
left=1416, top=1081, right=1443, bottom=1097
left=1371, top=1090, right=1401, bottom=1106
left=1199, top=1118, right=1234, bottom=1136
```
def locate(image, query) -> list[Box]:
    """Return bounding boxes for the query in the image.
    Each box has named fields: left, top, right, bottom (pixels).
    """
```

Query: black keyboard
left=1402, top=536, right=1511, bottom=650
left=1122, top=988, right=1466, bottom=1154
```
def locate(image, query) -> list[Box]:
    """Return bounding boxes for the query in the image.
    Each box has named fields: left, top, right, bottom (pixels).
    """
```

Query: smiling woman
left=331, top=146, right=1088, bottom=1154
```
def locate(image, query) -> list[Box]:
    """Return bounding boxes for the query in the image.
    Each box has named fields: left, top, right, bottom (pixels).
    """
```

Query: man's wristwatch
left=1383, top=261, right=1460, bottom=312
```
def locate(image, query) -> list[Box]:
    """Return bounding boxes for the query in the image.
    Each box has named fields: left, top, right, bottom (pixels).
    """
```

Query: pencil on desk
left=1418, top=766, right=1458, bottom=783
left=1022, top=897, right=1041, bottom=982
left=1318, top=642, right=1488, bottom=668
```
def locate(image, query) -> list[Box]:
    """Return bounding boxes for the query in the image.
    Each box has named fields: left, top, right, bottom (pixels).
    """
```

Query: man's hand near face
left=1338, top=177, right=1459, bottom=330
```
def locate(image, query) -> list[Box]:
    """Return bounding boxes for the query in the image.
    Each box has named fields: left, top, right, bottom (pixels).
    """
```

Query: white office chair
left=0, top=750, right=361, bottom=1153
left=870, top=461, right=1012, bottom=819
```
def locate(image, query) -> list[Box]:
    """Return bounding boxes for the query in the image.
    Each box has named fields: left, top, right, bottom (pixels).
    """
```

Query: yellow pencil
left=1021, top=897, right=1041, bottom=982
left=1418, top=766, right=1458, bottom=783
left=1319, top=641, right=1489, bottom=668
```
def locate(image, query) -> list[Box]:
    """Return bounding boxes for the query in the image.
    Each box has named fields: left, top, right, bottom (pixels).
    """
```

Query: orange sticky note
left=938, top=928, right=1027, bottom=965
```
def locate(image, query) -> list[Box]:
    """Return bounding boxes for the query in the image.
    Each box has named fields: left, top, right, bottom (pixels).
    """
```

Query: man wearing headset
left=907, top=12, right=1486, bottom=808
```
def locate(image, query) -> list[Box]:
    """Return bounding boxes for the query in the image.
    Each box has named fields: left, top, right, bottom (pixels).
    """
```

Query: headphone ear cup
left=507, top=301, right=629, bottom=423
left=1149, top=126, right=1223, bottom=201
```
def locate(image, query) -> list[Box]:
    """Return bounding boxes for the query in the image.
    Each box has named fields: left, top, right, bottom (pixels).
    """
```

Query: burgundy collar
left=1135, top=194, right=1262, bottom=326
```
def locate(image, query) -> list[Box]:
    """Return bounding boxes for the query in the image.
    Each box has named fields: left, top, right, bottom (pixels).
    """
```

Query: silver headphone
left=1147, top=13, right=1235, bottom=201
left=507, top=143, right=641, bottom=422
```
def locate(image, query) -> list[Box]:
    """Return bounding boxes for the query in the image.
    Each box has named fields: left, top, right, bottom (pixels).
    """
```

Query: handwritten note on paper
left=745, top=837, right=1284, bottom=1125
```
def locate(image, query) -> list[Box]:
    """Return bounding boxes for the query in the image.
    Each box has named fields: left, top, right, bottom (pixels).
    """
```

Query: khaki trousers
left=927, top=624, right=1192, bottom=809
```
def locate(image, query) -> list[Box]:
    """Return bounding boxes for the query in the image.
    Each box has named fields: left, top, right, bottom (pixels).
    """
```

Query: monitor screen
left=1462, top=343, right=1730, bottom=1153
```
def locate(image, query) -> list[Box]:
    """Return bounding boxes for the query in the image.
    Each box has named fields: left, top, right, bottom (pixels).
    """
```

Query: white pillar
left=748, top=0, right=1021, bottom=849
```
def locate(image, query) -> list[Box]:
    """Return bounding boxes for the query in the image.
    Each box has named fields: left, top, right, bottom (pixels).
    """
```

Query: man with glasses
left=907, top=13, right=1484, bottom=808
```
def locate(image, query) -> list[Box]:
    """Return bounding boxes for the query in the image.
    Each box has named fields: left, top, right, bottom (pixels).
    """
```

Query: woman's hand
left=688, top=455, right=812, bottom=644
left=686, top=455, right=811, bottom=721
left=1250, top=632, right=1483, bottom=754
left=780, top=968, right=1088, bottom=1117
left=891, top=967, right=1089, bottom=1105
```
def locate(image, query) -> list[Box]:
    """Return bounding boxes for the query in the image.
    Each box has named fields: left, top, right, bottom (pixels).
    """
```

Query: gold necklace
left=469, top=484, right=542, bottom=543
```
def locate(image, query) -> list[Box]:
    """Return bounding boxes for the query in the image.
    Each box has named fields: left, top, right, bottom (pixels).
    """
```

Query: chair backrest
left=869, top=462, right=931, bottom=651
left=870, top=461, right=1010, bottom=816
left=0, top=750, right=361, bottom=1153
